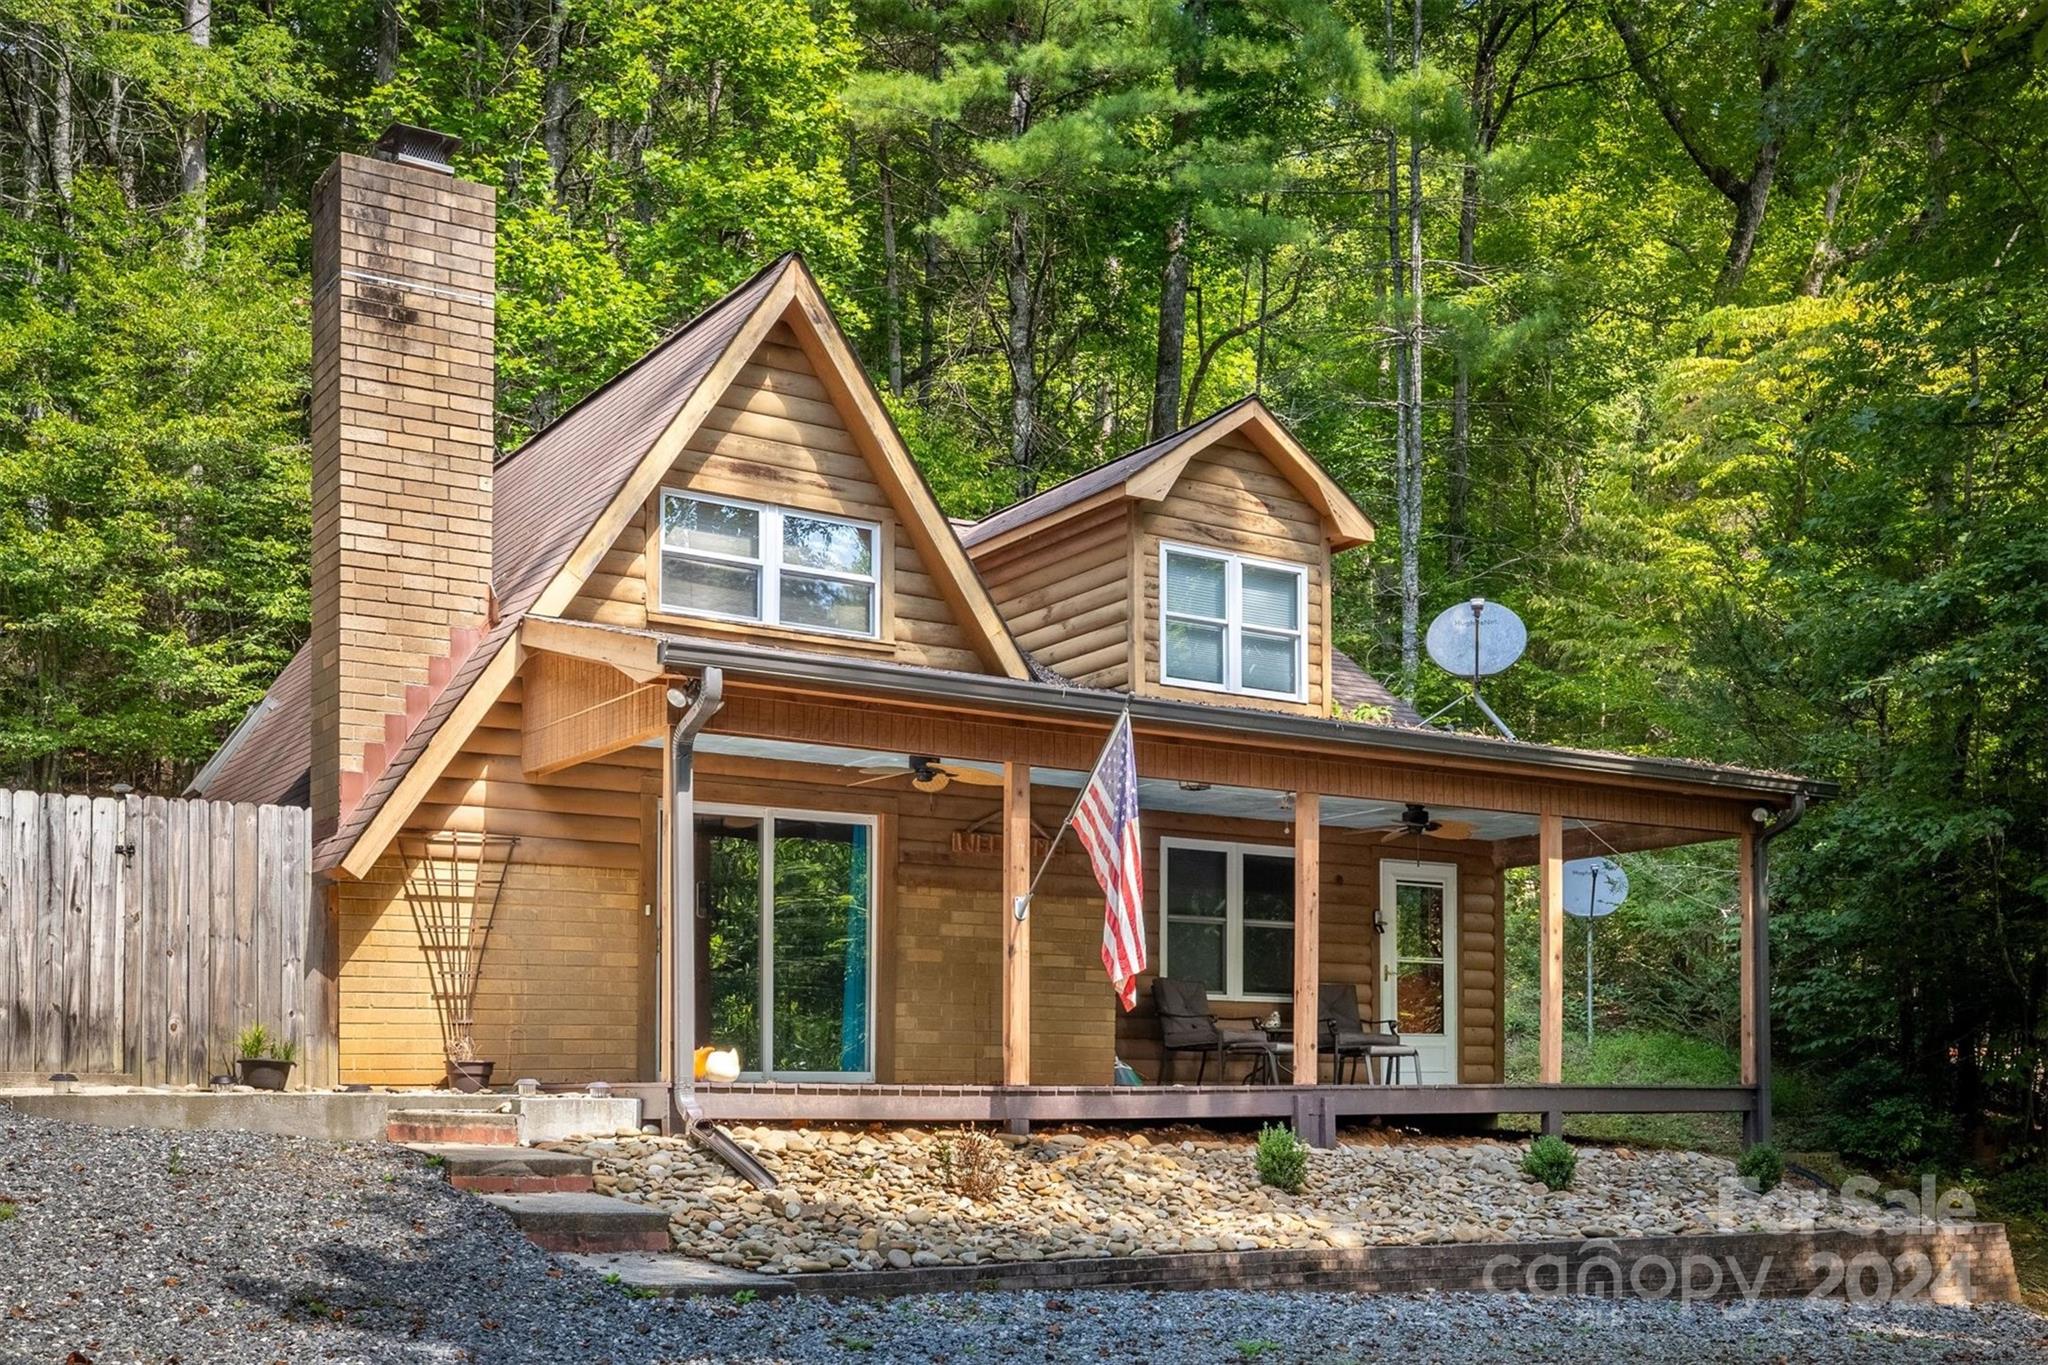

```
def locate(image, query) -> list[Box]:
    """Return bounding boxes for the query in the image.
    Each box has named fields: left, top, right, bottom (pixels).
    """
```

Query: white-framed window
left=658, top=489, right=879, bottom=638
left=1159, top=836, right=1294, bottom=1000
left=1159, top=542, right=1308, bottom=700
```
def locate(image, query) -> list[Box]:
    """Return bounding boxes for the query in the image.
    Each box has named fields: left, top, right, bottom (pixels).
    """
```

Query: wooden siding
left=974, top=502, right=1135, bottom=688
left=336, top=670, right=658, bottom=1084
left=1115, top=829, right=1503, bottom=1085
left=561, top=323, right=988, bottom=674
left=1135, top=435, right=1331, bottom=715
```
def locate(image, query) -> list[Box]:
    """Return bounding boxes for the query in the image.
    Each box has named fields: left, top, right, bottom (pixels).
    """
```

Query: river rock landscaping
left=5, top=1103, right=2048, bottom=1363
left=553, top=1125, right=1928, bottom=1274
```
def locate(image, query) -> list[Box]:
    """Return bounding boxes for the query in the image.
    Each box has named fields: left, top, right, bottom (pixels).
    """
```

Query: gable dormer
left=963, top=399, right=1373, bottom=715
left=554, top=258, right=1029, bottom=680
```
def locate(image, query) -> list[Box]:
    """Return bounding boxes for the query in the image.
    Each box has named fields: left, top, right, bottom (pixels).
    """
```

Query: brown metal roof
left=1330, top=650, right=1425, bottom=727
left=959, top=399, right=1257, bottom=548
left=192, top=254, right=796, bottom=862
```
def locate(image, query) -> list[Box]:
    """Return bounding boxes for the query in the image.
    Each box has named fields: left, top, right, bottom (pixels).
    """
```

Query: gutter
left=666, top=669, right=724, bottom=1125
left=655, top=637, right=1837, bottom=803
left=1747, top=792, right=1809, bottom=1147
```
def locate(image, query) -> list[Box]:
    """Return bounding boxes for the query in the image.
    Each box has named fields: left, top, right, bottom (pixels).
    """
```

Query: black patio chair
left=1317, top=982, right=1413, bottom=1084
left=1152, top=976, right=1291, bottom=1084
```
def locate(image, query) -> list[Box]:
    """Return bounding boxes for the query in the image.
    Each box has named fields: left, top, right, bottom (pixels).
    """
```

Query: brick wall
left=309, top=151, right=496, bottom=841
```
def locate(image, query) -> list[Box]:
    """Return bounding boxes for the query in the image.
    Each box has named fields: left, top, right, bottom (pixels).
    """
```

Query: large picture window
left=659, top=490, right=879, bottom=637
left=1159, top=543, right=1307, bottom=700
left=1160, top=837, right=1295, bottom=999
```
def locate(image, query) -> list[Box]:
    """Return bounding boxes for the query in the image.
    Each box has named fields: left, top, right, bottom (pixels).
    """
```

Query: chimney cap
left=373, top=123, right=463, bottom=173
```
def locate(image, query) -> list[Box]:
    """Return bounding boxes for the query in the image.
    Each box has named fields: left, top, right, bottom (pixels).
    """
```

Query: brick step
left=482, top=1192, right=672, bottom=1254
left=386, top=1108, right=519, bottom=1147
left=409, top=1143, right=595, bottom=1194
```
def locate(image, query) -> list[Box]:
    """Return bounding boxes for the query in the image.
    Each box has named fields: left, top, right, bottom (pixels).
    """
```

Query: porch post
left=1292, top=792, right=1320, bottom=1085
left=1738, top=826, right=1758, bottom=1090
left=1001, top=760, right=1031, bottom=1086
left=1537, top=810, right=1564, bottom=1085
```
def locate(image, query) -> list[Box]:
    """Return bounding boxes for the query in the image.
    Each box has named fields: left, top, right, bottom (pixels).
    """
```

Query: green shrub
left=234, top=1023, right=298, bottom=1063
left=1736, top=1143, right=1784, bottom=1194
left=1254, top=1123, right=1308, bottom=1194
left=1523, top=1135, right=1577, bottom=1190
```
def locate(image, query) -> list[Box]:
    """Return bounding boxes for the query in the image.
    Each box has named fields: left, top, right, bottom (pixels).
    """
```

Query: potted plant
left=445, top=1030, right=494, bottom=1093
left=234, top=1024, right=298, bottom=1091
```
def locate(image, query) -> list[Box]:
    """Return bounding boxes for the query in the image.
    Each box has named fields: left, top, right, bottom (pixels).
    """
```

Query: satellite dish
left=1421, top=598, right=1527, bottom=739
left=1426, top=599, right=1528, bottom=679
left=1562, top=856, right=1629, bottom=919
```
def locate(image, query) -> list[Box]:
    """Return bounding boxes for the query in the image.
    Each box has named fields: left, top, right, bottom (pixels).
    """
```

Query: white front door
left=1377, top=860, right=1459, bottom=1083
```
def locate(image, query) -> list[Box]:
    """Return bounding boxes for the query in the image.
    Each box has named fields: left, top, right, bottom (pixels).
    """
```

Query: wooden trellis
left=399, top=832, right=520, bottom=1060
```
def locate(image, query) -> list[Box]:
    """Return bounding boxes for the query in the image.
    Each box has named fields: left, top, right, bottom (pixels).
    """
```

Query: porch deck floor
left=607, top=1081, right=1758, bottom=1131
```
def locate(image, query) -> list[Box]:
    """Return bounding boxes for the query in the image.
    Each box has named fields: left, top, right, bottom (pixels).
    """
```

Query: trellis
left=399, top=832, right=520, bottom=1060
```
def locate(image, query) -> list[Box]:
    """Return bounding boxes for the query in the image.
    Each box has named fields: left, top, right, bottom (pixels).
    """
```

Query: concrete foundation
left=1, top=1088, right=643, bottom=1145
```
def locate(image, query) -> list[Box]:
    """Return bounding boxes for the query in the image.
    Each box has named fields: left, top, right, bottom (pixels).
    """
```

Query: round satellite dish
left=1426, top=598, right=1528, bottom=679
left=1562, top=856, right=1629, bottom=918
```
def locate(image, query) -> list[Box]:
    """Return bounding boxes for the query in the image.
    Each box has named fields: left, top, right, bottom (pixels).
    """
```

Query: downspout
left=1749, top=792, right=1807, bottom=1147
left=667, top=669, right=724, bottom=1127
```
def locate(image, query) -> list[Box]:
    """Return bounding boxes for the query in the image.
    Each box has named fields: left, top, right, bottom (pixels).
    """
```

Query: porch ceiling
left=693, top=733, right=1541, bottom=842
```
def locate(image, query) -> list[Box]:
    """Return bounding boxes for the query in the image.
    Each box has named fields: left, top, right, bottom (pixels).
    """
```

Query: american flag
left=1071, top=712, right=1146, bottom=1011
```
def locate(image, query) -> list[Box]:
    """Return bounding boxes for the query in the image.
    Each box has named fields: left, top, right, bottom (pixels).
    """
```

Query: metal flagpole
left=1585, top=878, right=1597, bottom=1046
left=1012, top=708, right=1132, bottom=922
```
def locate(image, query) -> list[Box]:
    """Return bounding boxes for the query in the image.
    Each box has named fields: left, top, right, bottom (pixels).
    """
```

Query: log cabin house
left=191, top=128, right=1829, bottom=1145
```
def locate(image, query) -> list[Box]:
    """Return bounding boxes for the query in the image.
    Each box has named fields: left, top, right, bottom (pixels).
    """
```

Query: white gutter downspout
left=666, top=669, right=724, bottom=1128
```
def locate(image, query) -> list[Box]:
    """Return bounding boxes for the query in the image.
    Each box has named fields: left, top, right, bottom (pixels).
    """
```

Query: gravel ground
left=5, top=1103, right=2048, bottom=1364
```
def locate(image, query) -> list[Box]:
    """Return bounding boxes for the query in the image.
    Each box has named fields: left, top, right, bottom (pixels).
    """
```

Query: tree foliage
left=1, top=0, right=2045, bottom=1151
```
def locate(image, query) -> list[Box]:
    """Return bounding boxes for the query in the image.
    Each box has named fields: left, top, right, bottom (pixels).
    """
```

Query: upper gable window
left=660, top=489, right=878, bottom=637
left=1160, top=543, right=1306, bottom=700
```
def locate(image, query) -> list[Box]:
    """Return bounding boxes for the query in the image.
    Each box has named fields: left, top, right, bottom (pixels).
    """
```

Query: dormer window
left=660, top=489, right=879, bottom=637
left=1160, top=543, right=1306, bottom=701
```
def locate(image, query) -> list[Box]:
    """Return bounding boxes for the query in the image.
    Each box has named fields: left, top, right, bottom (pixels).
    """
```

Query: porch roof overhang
left=653, top=634, right=1837, bottom=806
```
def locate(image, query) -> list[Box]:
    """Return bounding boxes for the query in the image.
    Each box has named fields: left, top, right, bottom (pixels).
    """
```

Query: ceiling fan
left=850, top=755, right=1005, bottom=793
left=1375, top=802, right=1476, bottom=844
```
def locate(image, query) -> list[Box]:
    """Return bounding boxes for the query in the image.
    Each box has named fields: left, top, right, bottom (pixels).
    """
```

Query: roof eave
left=655, top=636, right=1837, bottom=803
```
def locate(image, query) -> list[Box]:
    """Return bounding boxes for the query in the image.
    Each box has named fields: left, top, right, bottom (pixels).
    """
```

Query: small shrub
left=1236, top=1341, right=1280, bottom=1359
left=934, top=1128, right=1006, bottom=1201
left=0, top=1199, right=17, bottom=1223
left=234, top=1023, right=298, bottom=1063
left=1522, top=1135, right=1577, bottom=1190
left=1736, top=1143, right=1784, bottom=1194
left=732, top=1288, right=760, bottom=1305
left=1254, top=1123, right=1307, bottom=1194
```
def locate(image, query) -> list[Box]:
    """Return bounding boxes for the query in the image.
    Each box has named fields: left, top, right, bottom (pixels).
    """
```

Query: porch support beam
left=1002, top=761, right=1031, bottom=1087
left=1739, top=827, right=1759, bottom=1090
left=1293, top=792, right=1320, bottom=1086
left=1538, top=810, right=1565, bottom=1085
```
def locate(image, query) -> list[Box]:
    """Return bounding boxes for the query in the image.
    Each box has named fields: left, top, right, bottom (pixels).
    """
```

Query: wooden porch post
left=1001, top=760, right=1031, bottom=1086
left=1293, top=792, right=1320, bottom=1085
left=1537, top=810, right=1564, bottom=1085
left=1738, top=826, right=1758, bottom=1088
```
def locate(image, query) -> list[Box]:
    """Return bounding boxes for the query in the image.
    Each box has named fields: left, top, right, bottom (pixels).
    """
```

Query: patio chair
left=1152, top=976, right=1291, bottom=1084
left=1317, top=982, right=1413, bottom=1084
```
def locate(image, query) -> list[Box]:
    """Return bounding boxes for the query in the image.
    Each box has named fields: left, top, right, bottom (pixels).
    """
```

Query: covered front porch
left=543, top=626, right=1814, bottom=1147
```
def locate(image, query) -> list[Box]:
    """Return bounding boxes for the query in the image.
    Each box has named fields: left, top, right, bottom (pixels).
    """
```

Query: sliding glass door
left=696, top=808, right=874, bottom=1080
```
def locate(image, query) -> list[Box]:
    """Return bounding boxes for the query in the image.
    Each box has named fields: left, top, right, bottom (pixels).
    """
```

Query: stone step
left=482, top=1192, right=672, bottom=1254
left=409, top=1143, right=595, bottom=1194
left=386, top=1108, right=518, bottom=1147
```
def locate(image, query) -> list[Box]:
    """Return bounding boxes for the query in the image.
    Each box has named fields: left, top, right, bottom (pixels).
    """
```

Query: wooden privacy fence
left=0, top=788, right=333, bottom=1087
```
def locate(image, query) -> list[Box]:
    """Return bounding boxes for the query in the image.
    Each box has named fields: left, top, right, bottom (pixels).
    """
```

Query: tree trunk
left=541, top=2, right=573, bottom=191
left=376, top=0, right=401, bottom=83
left=1399, top=0, right=1425, bottom=698
left=1004, top=204, right=1038, bottom=495
left=1150, top=210, right=1191, bottom=439
left=51, top=55, right=72, bottom=203
left=1799, top=169, right=1849, bottom=297
left=181, top=0, right=210, bottom=261
left=879, top=151, right=904, bottom=396
left=1715, top=147, right=1777, bottom=302
left=1448, top=161, right=1476, bottom=573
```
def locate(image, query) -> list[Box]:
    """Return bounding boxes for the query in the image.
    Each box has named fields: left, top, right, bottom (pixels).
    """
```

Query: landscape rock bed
left=556, top=1125, right=1929, bottom=1275
left=2, top=1103, right=2045, bottom=1363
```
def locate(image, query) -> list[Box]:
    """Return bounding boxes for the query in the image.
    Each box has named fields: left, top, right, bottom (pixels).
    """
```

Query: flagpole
left=1012, top=708, right=1132, bottom=921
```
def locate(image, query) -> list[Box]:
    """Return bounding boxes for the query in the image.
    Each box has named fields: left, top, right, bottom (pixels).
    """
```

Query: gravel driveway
left=4, top=1103, right=2046, bottom=1364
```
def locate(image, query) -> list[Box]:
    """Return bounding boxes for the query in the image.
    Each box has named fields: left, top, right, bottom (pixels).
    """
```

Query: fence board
left=0, top=787, right=321, bottom=1086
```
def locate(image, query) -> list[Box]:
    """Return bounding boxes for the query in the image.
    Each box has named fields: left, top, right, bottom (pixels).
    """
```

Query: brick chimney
left=309, top=125, right=496, bottom=842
